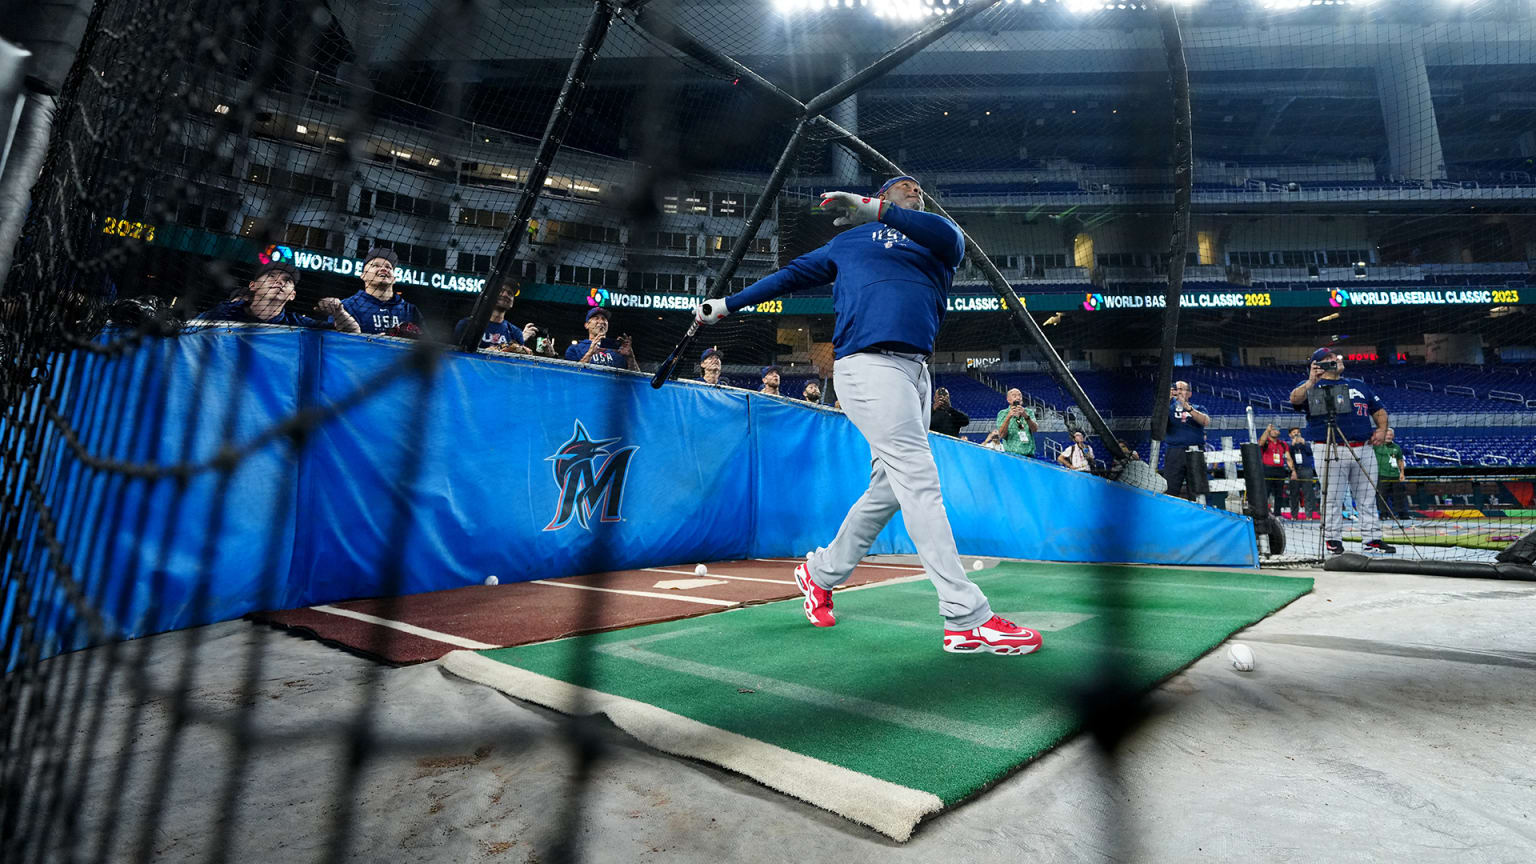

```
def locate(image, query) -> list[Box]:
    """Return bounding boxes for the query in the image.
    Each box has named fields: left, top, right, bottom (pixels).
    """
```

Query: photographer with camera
left=1289, top=347, right=1395, bottom=556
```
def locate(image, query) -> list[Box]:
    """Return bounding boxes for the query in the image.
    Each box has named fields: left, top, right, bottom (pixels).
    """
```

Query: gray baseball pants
left=805, top=350, right=993, bottom=629
left=1314, top=442, right=1381, bottom=544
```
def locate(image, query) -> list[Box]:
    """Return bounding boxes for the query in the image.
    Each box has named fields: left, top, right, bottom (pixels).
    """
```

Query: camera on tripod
left=1307, top=380, right=1352, bottom=417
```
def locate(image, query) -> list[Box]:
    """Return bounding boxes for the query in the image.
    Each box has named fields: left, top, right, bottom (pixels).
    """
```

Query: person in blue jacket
left=338, top=248, right=423, bottom=336
left=197, top=261, right=359, bottom=332
left=692, top=176, right=1041, bottom=656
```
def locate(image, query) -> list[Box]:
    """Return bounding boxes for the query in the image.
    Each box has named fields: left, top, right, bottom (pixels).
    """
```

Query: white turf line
left=530, top=580, right=738, bottom=607
left=439, top=650, right=943, bottom=842
left=310, top=605, right=498, bottom=651
left=754, top=557, right=926, bottom=572
left=642, top=567, right=794, bottom=585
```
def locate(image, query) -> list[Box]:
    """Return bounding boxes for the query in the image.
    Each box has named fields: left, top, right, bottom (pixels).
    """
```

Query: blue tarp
left=9, top=329, right=1256, bottom=661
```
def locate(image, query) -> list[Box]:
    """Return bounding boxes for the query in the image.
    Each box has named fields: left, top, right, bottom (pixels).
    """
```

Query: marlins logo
left=544, top=420, right=638, bottom=531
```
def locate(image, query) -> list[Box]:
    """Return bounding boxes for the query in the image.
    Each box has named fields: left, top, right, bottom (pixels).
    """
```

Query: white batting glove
left=819, top=191, right=888, bottom=227
left=694, top=298, right=731, bottom=325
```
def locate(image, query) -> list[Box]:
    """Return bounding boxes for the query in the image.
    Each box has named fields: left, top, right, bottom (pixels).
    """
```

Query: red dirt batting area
left=249, top=557, right=923, bottom=664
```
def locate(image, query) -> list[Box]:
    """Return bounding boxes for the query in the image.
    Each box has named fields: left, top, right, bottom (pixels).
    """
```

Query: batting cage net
left=4, top=0, right=1536, bottom=861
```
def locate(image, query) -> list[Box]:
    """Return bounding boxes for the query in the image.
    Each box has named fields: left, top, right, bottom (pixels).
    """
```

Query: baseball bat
left=650, top=319, right=700, bottom=389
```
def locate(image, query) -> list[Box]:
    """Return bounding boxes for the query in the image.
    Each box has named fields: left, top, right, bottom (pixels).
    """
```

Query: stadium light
left=295, top=124, right=308, bottom=134
left=213, top=104, right=230, bottom=115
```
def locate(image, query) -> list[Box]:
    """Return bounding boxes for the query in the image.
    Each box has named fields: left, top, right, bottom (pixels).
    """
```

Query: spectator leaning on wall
left=699, top=346, right=724, bottom=386
left=760, top=365, right=782, bottom=396
left=198, top=261, right=360, bottom=333
left=337, top=247, right=423, bottom=336
left=565, top=306, right=637, bottom=371
left=453, top=282, right=530, bottom=353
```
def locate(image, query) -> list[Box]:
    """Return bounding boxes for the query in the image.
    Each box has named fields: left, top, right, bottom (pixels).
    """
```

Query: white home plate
left=1000, top=612, right=1095, bottom=632
left=652, top=578, right=729, bottom=590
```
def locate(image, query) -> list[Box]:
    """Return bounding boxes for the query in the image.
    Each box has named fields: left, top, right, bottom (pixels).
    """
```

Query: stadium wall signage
left=149, top=227, right=1532, bottom=313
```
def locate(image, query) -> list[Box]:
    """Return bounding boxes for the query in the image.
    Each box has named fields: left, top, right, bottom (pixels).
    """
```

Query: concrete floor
left=25, top=561, right=1536, bottom=863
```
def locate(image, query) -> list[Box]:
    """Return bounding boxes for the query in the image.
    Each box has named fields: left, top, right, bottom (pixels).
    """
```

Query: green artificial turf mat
left=442, top=561, right=1311, bottom=840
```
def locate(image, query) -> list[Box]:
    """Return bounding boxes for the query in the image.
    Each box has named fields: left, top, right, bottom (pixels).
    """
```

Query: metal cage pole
left=456, top=0, right=615, bottom=353
left=1148, top=2, right=1195, bottom=469
left=632, top=5, right=1124, bottom=460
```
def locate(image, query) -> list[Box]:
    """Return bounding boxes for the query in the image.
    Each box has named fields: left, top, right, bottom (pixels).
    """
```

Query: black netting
left=5, top=0, right=1536, bottom=859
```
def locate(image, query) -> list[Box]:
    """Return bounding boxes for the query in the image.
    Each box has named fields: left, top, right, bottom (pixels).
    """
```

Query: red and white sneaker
left=942, top=615, right=1042, bottom=656
left=794, top=563, right=836, bottom=628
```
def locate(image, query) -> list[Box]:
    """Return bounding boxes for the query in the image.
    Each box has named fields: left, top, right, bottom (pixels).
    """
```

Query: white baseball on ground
left=972, top=560, right=984, bottom=571
left=484, top=575, right=499, bottom=586
left=694, top=563, right=708, bottom=576
left=1228, top=642, right=1255, bottom=672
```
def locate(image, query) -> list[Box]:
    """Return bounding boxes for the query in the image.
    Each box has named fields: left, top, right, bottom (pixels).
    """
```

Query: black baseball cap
left=585, top=306, right=610, bottom=321
left=253, top=260, right=299, bottom=284
left=363, top=247, right=399, bottom=268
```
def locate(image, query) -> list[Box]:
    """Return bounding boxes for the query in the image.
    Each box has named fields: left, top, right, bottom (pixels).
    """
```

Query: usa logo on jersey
left=543, top=420, right=638, bottom=531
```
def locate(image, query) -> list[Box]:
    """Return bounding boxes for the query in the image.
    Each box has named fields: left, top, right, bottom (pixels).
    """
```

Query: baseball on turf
left=971, top=560, right=984, bottom=571
left=484, top=575, right=499, bottom=586
left=1228, top=643, right=1255, bottom=672
left=694, top=563, right=708, bottom=576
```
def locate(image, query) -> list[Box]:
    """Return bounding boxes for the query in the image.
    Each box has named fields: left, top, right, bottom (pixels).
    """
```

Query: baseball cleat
left=1325, top=539, right=1346, bottom=556
left=942, top=615, right=1042, bottom=656
left=1363, top=539, right=1397, bottom=555
left=794, top=563, right=836, bottom=627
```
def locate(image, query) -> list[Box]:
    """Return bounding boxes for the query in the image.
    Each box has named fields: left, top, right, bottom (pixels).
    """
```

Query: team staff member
left=1375, top=428, right=1408, bottom=516
left=995, top=389, right=1038, bottom=456
left=760, top=365, right=782, bottom=396
left=699, top=347, right=723, bottom=386
left=693, top=175, right=1039, bottom=656
left=1163, top=381, right=1210, bottom=499
left=1287, top=427, right=1318, bottom=519
left=1258, top=423, right=1294, bottom=517
left=928, top=387, right=969, bottom=436
left=802, top=380, right=823, bottom=404
left=1289, top=347, right=1396, bottom=555
left=198, top=261, right=360, bottom=333
left=565, top=307, right=638, bottom=371
left=453, top=283, right=529, bottom=353
left=337, top=248, right=423, bottom=335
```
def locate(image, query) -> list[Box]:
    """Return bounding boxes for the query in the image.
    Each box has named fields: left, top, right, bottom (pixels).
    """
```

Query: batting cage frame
left=5, top=0, right=1536, bottom=861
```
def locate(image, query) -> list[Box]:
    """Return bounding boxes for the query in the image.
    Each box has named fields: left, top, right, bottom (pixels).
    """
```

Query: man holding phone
left=565, top=307, right=638, bottom=371
left=995, top=388, right=1038, bottom=457
left=1163, top=380, right=1210, bottom=500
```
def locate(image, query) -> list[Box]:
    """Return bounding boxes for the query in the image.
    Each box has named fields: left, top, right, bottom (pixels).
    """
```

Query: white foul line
left=532, top=580, right=738, bottom=607
left=310, top=605, right=498, bottom=651
left=643, top=567, right=794, bottom=585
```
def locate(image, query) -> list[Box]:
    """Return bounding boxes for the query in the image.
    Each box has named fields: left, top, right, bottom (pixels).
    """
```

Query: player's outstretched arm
left=695, top=247, right=835, bottom=325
